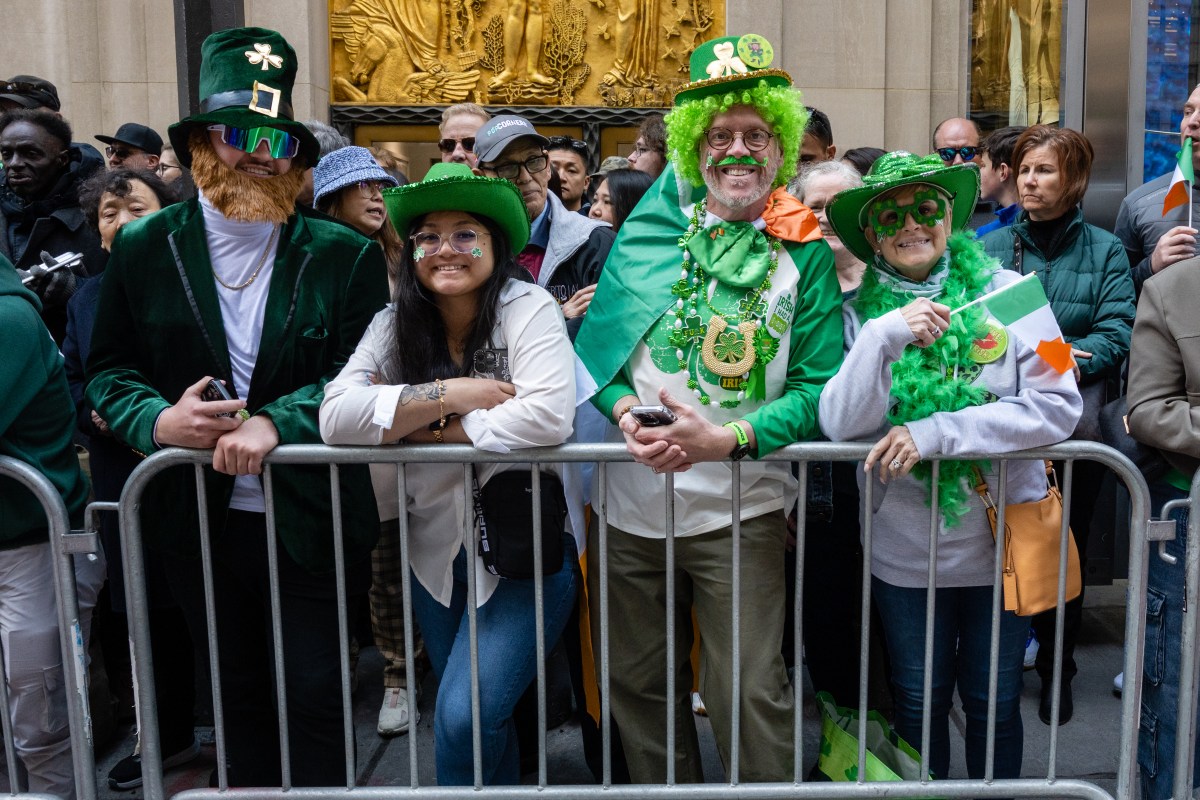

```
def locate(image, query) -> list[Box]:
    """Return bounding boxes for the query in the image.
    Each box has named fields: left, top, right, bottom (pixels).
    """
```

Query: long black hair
left=384, top=212, right=523, bottom=384
left=601, top=168, right=654, bottom=232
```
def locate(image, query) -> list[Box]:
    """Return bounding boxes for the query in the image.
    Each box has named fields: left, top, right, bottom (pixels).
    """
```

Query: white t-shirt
left=199, top=191, right=279, bottom=512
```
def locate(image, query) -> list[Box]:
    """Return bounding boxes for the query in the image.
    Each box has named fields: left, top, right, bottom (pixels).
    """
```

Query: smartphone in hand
left=201, top=379, right=237, bottom=418
left=629, top=405, right=677, bottom=426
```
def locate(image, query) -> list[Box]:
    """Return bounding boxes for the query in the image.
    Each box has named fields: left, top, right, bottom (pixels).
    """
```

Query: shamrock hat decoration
left=167, top=27, right=319, bottom=167
left=674, top=34, right=792, bottom=106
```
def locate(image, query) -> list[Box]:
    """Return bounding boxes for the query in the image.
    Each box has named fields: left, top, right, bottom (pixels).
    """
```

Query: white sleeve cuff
left=372, top=384, right=406, bottom=429
left=460, top=410, right=512, bottom=454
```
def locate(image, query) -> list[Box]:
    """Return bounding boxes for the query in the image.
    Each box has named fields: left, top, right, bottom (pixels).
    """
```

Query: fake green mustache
left=705, top=154, right=768, bottom=168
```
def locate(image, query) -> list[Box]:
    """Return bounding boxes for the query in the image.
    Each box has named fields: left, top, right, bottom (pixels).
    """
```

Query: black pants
left=165, top=510, right=368, bottom=787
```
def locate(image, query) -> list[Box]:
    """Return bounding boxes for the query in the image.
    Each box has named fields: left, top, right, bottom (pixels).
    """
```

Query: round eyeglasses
left=704, top=128, right=774, bottom=152
left=355, top=180, right=390, bottom=199
left=410, top=229, right=490, bottom=257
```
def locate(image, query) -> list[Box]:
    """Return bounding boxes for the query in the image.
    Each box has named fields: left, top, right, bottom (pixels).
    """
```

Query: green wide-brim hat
left=383, top=163, right=531, bottom=252
left=674, top=34, right=792, bottom=106
left=167, top=26, right=318, bottom=168
left=826, top=151, right=980, bottom=264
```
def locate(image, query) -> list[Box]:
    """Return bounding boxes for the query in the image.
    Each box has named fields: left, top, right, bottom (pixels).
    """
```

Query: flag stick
left=950, top=271, right=1038, bottom=315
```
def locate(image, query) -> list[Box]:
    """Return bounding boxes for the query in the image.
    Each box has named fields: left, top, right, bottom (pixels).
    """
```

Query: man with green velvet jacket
left=85, top=28, right=387, bottom=787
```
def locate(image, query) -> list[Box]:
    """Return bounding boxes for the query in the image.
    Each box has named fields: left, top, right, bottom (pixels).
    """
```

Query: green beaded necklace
left=667, top=199, right=783, bottom=408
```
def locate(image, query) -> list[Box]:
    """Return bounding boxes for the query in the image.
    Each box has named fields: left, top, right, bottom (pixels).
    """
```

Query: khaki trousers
left=587, top=511, right=794, bottom=783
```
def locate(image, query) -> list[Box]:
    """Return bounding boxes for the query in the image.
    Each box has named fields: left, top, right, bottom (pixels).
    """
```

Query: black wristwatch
left=724, top=421, right=752, bottom=461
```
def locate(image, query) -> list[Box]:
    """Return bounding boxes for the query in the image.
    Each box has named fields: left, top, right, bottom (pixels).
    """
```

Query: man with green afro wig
left=573, top=33, right=844, bottom=782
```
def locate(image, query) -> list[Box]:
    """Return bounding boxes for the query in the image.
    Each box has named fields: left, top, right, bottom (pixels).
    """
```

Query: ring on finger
left=889, top=458, right=903, bottom=470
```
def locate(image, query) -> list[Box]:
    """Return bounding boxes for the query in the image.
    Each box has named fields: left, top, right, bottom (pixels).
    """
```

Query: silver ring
left=889, top=459, right=903, bottom=470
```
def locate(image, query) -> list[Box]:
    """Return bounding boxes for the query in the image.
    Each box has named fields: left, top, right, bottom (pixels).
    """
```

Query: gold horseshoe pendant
left=700, top=316, right=758, bottom=378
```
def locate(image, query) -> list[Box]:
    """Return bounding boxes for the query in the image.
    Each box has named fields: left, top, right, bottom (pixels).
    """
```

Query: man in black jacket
left=0, top=108, right=105, bottom=342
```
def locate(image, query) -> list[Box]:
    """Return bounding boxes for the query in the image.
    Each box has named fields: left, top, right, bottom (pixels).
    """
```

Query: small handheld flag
left=1163, top=137, right=1194, bottom=221
left=954, top=273, right=1075, bottom=374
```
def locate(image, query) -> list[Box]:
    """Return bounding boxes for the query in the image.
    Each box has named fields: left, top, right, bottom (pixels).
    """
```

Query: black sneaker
left=108, top=739, right=201, bottom=790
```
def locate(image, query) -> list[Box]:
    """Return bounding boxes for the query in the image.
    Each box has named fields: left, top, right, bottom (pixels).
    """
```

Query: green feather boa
left=851, top=232, right=997, bottom=526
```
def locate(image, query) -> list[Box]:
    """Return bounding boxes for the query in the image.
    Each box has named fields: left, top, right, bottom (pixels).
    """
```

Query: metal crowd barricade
left=118, top=441, right=1152, bottom=800
left=0, top=456, right=98, bottom=800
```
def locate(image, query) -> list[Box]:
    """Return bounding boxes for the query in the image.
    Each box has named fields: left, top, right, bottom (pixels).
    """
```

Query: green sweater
left=0, top=258, right=88, bottom=547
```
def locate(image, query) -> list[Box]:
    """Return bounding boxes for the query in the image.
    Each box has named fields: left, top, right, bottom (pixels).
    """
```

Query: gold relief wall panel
left=969, top=0, right=1062, bottom=128
left=329, top=0, right=725, bottom=108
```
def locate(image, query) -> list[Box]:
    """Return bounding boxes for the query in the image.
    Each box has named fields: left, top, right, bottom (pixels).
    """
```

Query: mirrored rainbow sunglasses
left=207, top=124, right=301, bottom=159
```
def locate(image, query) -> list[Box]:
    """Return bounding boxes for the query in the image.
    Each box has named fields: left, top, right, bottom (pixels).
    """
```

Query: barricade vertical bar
left=396, top=464, right=420, bottom=786
left=664, top=470, right=676, bottom=786
left=1173, top=471, right=1200, bottom=799
left=0, top=635, right=20, bottom=790
left=729, top=459, right=742, bottom=785
left=195, top=461, right=228, bottom=791
left=531, top=463, right=548, bottom=787
left=920, top=460, right=941, bottom=782
left=791, top=461, right=807, bottom=785
left=328, top=463, right=355, bottom=788
left=464, top=463, right=483, bottom=789
left=857, top=472, right=875, bottom=783
left=597, top=462, right=613, bottom=787
left=984, top=459, right=1009, bottom=783
left=1046, top=459, right=1074, bottom=775
left=262, top=465, right=293, bottom=789
left=1118, top=450, right=1152, bottom=800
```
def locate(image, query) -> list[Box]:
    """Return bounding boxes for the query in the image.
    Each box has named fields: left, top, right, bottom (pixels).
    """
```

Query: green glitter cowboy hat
left=825, top=150, right=980, bottom=264
left=168, top=27, right=318, bottom=168
left=382, top=162, right=531, bottom=252
left=674, top=34, right=792, bottom=106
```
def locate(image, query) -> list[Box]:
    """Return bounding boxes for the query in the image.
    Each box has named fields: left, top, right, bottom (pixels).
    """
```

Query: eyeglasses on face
left=207, top=123, right=301, bottom=159
left=437, top=136, right=475, bottom=154
left=547, top=135, right=588, bottom=155
left=485, top=153, right=549, bottom=181
left=410, top=229, right=490, bottom=257
left=936, top=146, right=978, bottom=163
left=105, top=146, right=137, bottom=160
left=354, top=179, right=390, bottom=199
left=155, top=162, right=182, bottom=176
left=704, top=127, right=774, bottom=152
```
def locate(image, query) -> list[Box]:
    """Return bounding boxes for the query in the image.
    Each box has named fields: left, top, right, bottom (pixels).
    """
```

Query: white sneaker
left=1023, top=628, right=1039, bottom=670
left=378, top=687, right=418, bottom=736
left=1113, top=671, right=1124, bottom=697
left=691, top=691, right=707, bottom=717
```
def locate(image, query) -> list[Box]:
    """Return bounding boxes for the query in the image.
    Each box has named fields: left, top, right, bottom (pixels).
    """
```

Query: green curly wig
left=664, top=81, right=808, bottom=190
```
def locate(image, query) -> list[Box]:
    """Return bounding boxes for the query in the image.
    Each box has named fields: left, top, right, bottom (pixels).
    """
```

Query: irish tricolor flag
left=1163, top=138, right=1194, bottom=219
left=957, top=273, right=1075, bottom=374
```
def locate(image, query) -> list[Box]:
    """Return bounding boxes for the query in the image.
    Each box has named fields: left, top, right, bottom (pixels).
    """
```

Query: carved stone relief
left=329, top=0, right=723, bottom=107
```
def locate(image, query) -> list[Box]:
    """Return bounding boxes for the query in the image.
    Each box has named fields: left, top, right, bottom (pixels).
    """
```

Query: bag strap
left=1012, top=231, right=1023, bottom=275
left=471, top=468, right=500, bottom=576
left=971, top=466, right=995, bottom=510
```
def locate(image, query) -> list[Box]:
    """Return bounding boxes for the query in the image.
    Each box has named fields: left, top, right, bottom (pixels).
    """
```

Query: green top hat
left=382, top=163, right=531, bottom=253
left=674, top=34, right=792, bottom=106
left=168, top=27, right=318, bottom=168
left=825, top=151, right=980, bottom=264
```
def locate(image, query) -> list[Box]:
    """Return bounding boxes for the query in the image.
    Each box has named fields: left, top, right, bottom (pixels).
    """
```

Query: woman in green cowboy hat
left=318, top=162, right=580, bottom=785
left=818, top=151, right=1082, bottom=781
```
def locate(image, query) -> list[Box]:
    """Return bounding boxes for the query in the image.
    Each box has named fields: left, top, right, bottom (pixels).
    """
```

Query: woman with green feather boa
left=819, top=151, right=1082, bottom=780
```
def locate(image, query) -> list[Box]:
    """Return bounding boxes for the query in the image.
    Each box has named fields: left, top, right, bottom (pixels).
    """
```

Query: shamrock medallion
left=245, top=43, right=284, bottom=71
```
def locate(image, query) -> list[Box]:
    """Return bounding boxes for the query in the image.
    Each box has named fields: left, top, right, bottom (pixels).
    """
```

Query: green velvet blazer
left=86, top=199, right=389, bottom=573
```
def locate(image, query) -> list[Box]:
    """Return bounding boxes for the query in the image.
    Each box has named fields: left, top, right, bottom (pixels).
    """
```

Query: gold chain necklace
left=212, top=224, right=280, bottom=291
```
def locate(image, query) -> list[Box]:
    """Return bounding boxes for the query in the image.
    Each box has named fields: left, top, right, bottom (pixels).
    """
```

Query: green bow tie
left=686, top=221, right=771, bottom=288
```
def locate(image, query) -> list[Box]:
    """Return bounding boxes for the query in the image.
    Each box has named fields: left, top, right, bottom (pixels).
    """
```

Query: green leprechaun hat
left=168, top=27, right=318, bottom=167
left=674, top=34, right=792, bottom=106
left=825, top=151, right=980, bottom=264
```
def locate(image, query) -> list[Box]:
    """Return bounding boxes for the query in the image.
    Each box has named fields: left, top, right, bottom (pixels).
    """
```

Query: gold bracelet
left=616, top=403, right=636, bottom=424
left=435, top=378, right=447, bottom=431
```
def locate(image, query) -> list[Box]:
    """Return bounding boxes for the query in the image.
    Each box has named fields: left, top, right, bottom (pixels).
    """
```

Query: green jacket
left=85, top=199, right=389, bottom=573
left=0, top=257, right=88, bottom=547
left=979, top=208, right=1135, bottom=380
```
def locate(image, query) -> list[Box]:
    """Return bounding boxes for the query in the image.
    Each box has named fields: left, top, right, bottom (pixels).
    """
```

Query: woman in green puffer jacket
left=979, top=123, right=1135, bottom=730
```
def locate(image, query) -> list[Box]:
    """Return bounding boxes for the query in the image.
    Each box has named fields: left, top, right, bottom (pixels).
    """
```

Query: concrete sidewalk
left=93, top=583, right=1132, bottom=796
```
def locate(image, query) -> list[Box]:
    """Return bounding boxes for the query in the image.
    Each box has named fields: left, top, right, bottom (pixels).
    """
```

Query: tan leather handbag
left=972, top=462, right=1081, bottom=617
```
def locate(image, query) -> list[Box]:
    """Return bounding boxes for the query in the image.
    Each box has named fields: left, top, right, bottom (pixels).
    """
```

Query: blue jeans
left=1139, top=481, right=1192, bottom=800
left=410, top=536, right=578, bottom=786
left=872, top=578, right=1026, bottom=780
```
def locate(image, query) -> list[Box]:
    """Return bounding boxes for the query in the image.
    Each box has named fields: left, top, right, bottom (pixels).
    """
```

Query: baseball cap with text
left=473, top=114, right=549, bottom=164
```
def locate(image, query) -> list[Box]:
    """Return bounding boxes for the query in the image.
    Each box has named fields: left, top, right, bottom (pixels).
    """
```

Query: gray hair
left=791, top=159, right=863, bottom=202
left=304, top=120, right=351, bottom=159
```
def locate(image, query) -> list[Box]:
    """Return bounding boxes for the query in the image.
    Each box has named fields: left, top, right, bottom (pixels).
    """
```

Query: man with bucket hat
left=86, top=27, right=388, bottom=787
left=574, top=34, right=843, bottom=781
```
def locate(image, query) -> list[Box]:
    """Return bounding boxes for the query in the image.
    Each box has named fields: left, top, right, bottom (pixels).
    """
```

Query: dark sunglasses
left=105, top=146, right=137, bottom=160
left=438, top=136, right=475, bottom=154
left=936, top=146, right=979, bottom=163
left=547, top=135, right=588, bottom=155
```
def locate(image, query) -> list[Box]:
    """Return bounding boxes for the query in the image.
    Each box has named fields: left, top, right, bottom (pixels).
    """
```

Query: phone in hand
left=201, top=379, right=236, bottom=418
left=629, top=405, right=677, bottom=426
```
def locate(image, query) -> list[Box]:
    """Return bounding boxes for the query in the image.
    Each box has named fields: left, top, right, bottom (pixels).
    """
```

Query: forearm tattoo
left=397, top=382, right=444, bottom=405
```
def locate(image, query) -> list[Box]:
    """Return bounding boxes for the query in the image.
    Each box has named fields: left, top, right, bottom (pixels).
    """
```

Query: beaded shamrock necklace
left=667, top=199, right=783, bottom=408
left=851, top=232, right=996, bottom=526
